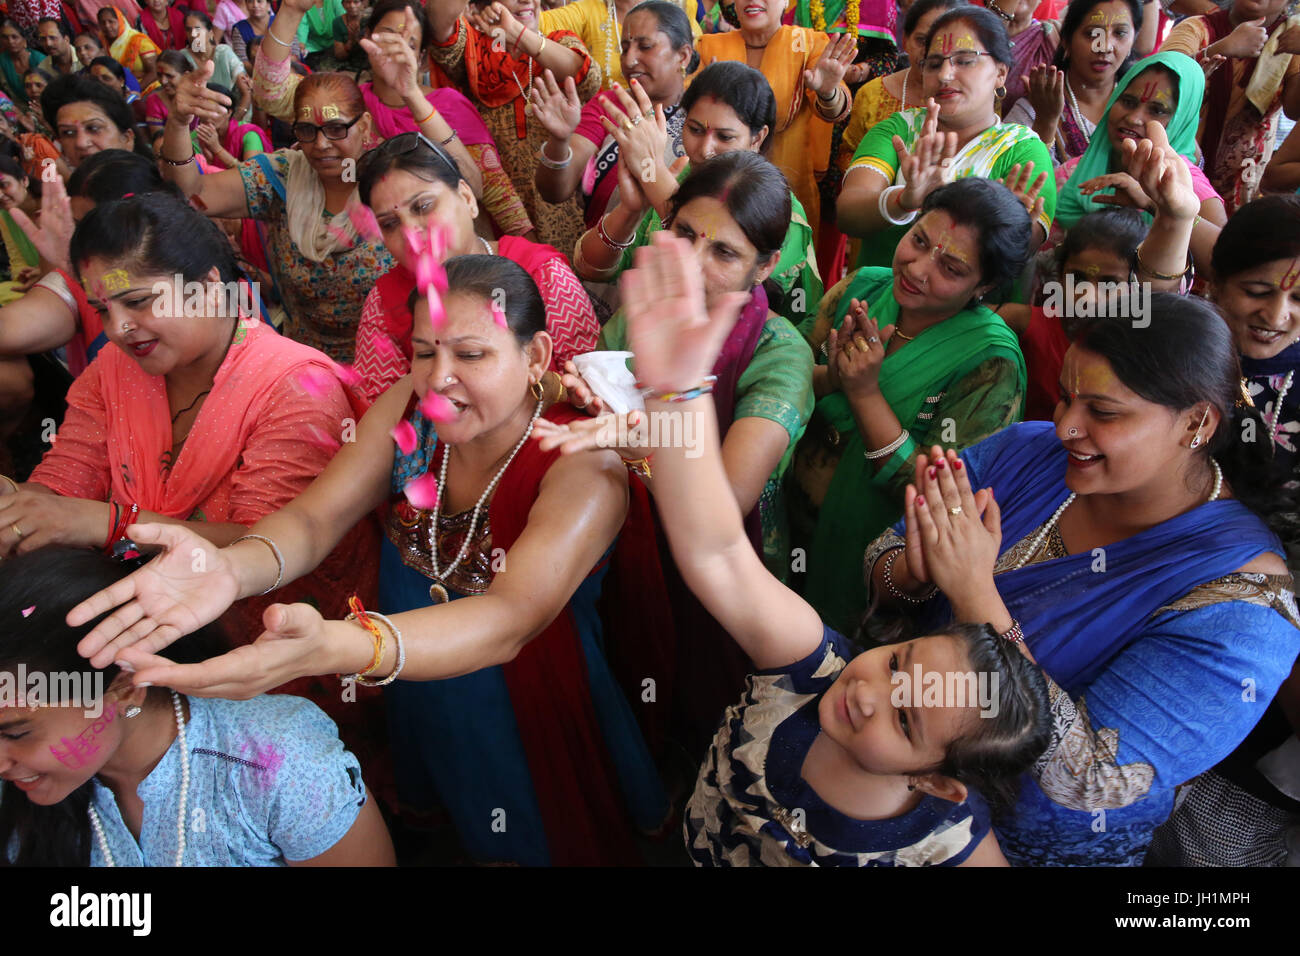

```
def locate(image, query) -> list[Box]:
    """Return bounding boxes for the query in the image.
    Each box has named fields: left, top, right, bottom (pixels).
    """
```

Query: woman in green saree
left=791, top=176, right=1032, bottom=635
left=570, top=60, right=823, bottom=331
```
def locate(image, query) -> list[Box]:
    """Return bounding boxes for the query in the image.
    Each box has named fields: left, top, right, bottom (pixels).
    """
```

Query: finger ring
left=10, top=523, right=22, bottom=539
left=629, top=114, right=643, bottom=126
left=867, top=335, right=878, bottom=343
left=644, top=110, right=654, bottom=119
left=622, top=118, right=633, bottom=132
left=948, top=507, right=963, bottom=517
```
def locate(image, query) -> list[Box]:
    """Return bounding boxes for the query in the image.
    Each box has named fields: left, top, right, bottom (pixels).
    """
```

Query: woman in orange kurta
left=694, top=0, right=855, bottom=240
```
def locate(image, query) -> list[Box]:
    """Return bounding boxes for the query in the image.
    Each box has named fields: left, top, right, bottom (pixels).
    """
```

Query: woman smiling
left=793, top=177, right=1031, bottom=636
left=839, top=5, right=1056, bottom=269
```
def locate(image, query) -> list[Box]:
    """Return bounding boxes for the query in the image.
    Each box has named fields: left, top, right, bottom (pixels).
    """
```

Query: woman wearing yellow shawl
left=97, top=5, right=160, bottom=88
left=694, top=0, right=857, bottom=240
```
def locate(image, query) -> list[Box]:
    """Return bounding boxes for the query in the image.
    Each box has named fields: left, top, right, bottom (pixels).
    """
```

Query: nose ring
left=444, top=376, right=455, bottom=384
left=1068, top=427, right=1078, bottom=437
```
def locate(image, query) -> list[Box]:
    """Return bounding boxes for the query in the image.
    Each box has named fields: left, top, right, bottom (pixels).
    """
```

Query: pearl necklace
left=1268, top=370, right=1294, bottom=446
left=1064, top=78, right=1087, bottom=137
left=899, top=66, right=909, bottom=112
left=88, top=691, right=189, bottom=867
left=603, top=0, right=618, bottom=86
left=1009, top=461, right=1224, bottom=572
left=426, top=399, right=543, bottom=603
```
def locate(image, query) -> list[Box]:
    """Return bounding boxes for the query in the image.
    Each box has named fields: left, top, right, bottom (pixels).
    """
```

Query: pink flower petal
left=402, top=225, right=426, bottom=256
left=333, top=362, right=363, bottom=389
left=390, top=419, right=418, bottom=455
left=491, top=306, right=508, bottom=330
left=429, top=260, right=448, bottom=294
left=296, top=366, right=335, bottom=398
left=418, top=391, right=457, bottom=423
left=415, top=251, right=436, bottom=295
left=325, top=223, right=355, bottom=249
left=403, top=470, right=440, bottom=510
left=346, top=202, right=382, bottom=242
left=426, top=289, right=445, bottom=329
left=428, top=223, right=448, bottom=259
left=21, top=605, right=34, bottom=618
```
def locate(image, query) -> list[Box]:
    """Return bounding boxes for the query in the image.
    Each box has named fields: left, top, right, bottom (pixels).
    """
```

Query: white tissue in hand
left=572, top=351, right=644, bottom=416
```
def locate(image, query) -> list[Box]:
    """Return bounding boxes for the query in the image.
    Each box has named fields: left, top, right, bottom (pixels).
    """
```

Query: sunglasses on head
left=291, top=114, right=362, bottom=144
left=357, top=130, right=462, bottom=182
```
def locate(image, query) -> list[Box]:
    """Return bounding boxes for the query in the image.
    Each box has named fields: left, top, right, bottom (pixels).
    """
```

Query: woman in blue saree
left=864, top=292, right=1300, bottom=866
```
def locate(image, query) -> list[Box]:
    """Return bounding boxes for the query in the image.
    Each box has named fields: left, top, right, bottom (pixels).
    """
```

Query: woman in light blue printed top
left=537, top=234, right=1054, bottom=866
left=0, top=547, right=395, bottom=867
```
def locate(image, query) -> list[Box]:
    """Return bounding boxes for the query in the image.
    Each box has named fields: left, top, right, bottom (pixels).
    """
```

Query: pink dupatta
left=359, top=82, right=494, bottom=145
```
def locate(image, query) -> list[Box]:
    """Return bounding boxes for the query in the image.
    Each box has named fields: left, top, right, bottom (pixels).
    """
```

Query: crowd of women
left=0, top=0, right=1298, bottom=869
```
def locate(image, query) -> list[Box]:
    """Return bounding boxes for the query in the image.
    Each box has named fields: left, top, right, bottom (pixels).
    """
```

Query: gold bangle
left=621, top=455, right=652, bottom=480
left=0, top=474, right=17, bottom=495
left=1135, top=247, right=1191, bottom=282
left=534, top=32, right=547, bottom=57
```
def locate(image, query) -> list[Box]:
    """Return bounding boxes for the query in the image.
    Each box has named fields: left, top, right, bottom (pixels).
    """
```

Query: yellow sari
left=694, top=26, right=847, bottom=237
left=107, top=7, right=161, bottom=78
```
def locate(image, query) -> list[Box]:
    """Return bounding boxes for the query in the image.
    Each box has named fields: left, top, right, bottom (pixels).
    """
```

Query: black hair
left=66, top=148, right=175, bottom=202
left=183, top=9, right=216, bottom=32
left=911, top=621, right=1053, bottom=817
left=1212, top=194, right=1300, bottom=281
left=156, top=49, right=193, bottom=75
left=407, top=255, right=548, bottom=345
left=1053, top=0, right=1144, bottom=75
left=37, top=17, right=73, bottom=40
left=1057, top=207, right=1147, bottom=273
left=0, top=547, right=224, bottom=867
left=70, top=190, right=242, bottom=288
left=364, top=0, right=431, bottom=51
left=925, top=6, right=1013, bottom=67
left=1075, top=293, right=1297, bottom=536
left=0, top=148, right=35, bottom=198
left=206, top=81, right=234, bottom=113
left=88, top=55, right=127, bottom=85
left=919, top=177, right=1032, bottom=298
left=666, top=150, right=789, bottom=262
left=0, top=16, right=24, bottom=36
left=679, top=61, right=776, bottom=157
left=357, top=132, right=464, bottom=206
left=903, top=0, right=968, bottom=39
left=627, top=1, right=701, bottom=74
left=40, top=72, right=134, bottom=136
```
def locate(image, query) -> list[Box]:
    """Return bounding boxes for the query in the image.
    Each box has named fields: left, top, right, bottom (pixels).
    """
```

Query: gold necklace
left=892, top=326, right=915, bottom=342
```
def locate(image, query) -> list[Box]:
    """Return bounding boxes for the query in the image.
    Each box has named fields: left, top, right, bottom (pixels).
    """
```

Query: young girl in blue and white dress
left=535, top=234, right=1055, bottom=866
left=0, top=547, right=395, bottom=867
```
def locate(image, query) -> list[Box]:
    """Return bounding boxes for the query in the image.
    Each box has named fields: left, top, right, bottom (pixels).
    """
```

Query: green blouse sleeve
left=735, top=316, right=815, bottom=473
left=847, top=110, right=911, bottom=182
left=870, top=355, right=1025, bottom=499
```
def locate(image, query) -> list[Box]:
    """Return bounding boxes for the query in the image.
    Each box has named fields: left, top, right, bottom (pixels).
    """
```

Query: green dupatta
left=1055, top=51, right=1205, bottom=230
left=803, top=267, right=1026, bottom=634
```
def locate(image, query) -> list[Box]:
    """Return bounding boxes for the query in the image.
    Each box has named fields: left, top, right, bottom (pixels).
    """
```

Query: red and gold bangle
left=411, top=101, right=437, bottom=126
left=621, top=455, right=652, bottom=480
left=344, top=595, right=386, bottom=678
left=638, top=375, right=718, bottom=403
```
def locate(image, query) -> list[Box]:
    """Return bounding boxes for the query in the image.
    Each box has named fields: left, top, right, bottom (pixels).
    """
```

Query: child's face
left=0, top=683, right=133, bottom=806
left=1060, top=246, right=1130, bottom=329
left=818, top=634, right=979, bottom=779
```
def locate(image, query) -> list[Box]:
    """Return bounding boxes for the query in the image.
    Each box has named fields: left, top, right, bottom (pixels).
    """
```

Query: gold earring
left=1190, top=406, right=1211, bottom=449
left=530, top=379, right=544, bottom=401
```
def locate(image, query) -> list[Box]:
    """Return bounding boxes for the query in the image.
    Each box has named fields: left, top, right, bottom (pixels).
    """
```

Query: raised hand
left=172, top=59, right=227, bottom=124
left=1219, top=17, right=1268, bottom=58
left=1079, top=170, right=1155, bottom=212
left=622, top=232, right=748, bottom=393
left=67, top=523, right=243, bottom=669
left=558, top=358, right=607, bottom=415
left=1000, top=161, right=1049, bottom=222
left=1118, top=119, right=1199, bottom=221
left=10, top=164, right=74, bottom=273
left=530, top=69, right=582, bottom=140
left=1024, top=63, right=1065, bottom=124
left=826, top=298, right=893, bottom=399
left=359, top=9, right=422, bottom=97
left=601, top=80, right=667, bottom=175
left=467, top=1, right=525, bottom=46
left=534, top=408, right=644, bottom=459
left=613, top=147, right=650, bottom=216
left=895, top=99, right=957, bottom=212
left=803, top=32, right=857, bottom=99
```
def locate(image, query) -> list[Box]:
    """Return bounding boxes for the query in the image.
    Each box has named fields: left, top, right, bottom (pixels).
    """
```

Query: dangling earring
left=995, top=85, right=1007, bottom=100
left=1190, top=406, right=1211, bottom=449
left=530, top=379, right=545, bottom=401
left=124, top=705, right=142, bottom=718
